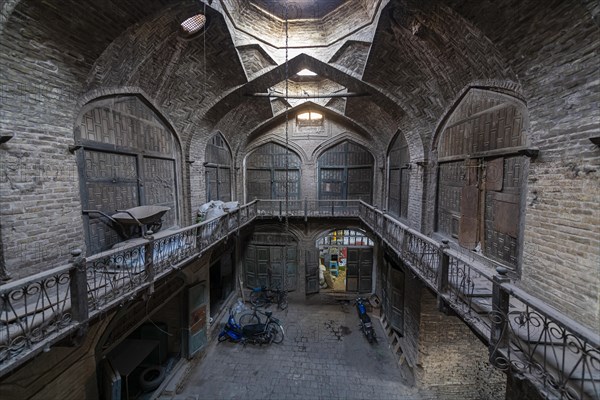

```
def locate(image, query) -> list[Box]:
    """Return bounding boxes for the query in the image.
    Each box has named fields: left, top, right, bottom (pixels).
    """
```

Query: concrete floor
left=164, top=300, right=433, bottom=400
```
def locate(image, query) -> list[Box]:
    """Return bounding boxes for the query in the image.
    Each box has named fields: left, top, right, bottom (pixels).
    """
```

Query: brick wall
left=0, top=312, right=114, bottom=400
left=443, top=0, right=600, bottom=331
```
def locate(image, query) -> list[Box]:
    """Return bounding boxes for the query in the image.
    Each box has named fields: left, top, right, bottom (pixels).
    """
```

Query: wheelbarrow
left=83, top=205, right=170, bottom=238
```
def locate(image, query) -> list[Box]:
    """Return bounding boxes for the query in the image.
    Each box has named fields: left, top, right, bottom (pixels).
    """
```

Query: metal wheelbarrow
left=83, top=205, right=170, bottom=238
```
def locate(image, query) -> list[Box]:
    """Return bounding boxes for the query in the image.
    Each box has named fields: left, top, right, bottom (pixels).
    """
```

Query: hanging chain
left=283, top=1, right=290, bottom=290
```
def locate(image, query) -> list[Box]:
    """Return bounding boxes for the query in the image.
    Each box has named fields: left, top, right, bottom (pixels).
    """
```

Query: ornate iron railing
left=0, top=201, right=258, bottom=376
left=1, top=198, right=598, bottom=400
left=255, top=199, right=360, bottom=218
left=0, top=265, right=78, bottom=371
left=357, top=201, right=599, bottom=400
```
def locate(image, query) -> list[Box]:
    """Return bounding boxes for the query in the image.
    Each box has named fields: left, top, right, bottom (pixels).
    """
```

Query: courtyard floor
left=160, top=298, right=436, bottom=400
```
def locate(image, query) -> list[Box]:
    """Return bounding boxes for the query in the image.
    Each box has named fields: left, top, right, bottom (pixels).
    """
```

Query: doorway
left=310, top=229, right=374, bottom=293
left=244, top=233, right=298, bottom=291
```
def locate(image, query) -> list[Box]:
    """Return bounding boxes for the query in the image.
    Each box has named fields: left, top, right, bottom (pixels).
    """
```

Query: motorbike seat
left=242, top=324, right=264, bottom=336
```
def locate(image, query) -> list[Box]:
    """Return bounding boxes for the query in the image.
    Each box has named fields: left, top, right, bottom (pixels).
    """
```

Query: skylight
left=297, top=111, right=323, bottom=126
left=296, top=69, right=317, bottom=76
left=180, top=14, right=207, bottom=36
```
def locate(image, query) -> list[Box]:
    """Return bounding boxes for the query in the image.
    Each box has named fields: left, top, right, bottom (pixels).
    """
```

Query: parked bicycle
left=249, top=285, right=288, bottom=310
left=218, top=306, right=284, bottom=345
left=239, top=306, right=285, bottom=344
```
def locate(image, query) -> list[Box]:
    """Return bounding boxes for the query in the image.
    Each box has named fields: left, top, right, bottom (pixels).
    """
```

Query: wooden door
left=346, top=248, right=359, bottom=292
left=186, top=282, right=207, bottom=358
left=245, top=245, right=257, bottom=288
left=358, top=248, right=373, bottom=293
left=346, top=247, right=373, bottom=293
left=305, top=249, right=319, bottom=294
left=257, top=246, right=270, bottom=287
left=286, top=246, right=298, bottom=290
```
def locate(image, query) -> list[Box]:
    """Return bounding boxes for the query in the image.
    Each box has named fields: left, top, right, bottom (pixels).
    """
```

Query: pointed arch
left=76, top=94, right=182, bottom=254
left=205, top=132, right=232, bottom=202
left=433, top=86, right=529, bottom=270
left=387, top=131, right=410, bottom=220
left=317, top=140, right=374, bottom=203
left=244, top=142, right=302, bottom=202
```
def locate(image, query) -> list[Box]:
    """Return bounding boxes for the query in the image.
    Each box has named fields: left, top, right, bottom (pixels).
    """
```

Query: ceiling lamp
left=180, top=14, right=207, bottom=37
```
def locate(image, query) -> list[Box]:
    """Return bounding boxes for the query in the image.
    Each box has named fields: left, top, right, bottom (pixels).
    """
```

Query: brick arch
left=76, top=88, right=184, bottom=151
left=243, top=136, right=309, bottom=165
left=312, top=135, right=380, bottom=166
left=76, top=94, right=184, bottom=254
left=431, top=84, right=530, bottom=270
left=204, top=53, right=404, bottom=125
left=246, top=101, right=376, bottom=145
left=431, top=81, right=527, bottom=155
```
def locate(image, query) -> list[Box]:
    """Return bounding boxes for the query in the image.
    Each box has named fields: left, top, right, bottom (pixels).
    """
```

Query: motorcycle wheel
left=267, top=322, right=285, bottom=344
left=218, top=333, right=228, bottom=342
left=250, top=291, right=267, bottom=307
left=366, top=330, right=374, bottom=344
left=239, top=313, right=260, bottom=326
left=278, top=296, right=288, bottom=310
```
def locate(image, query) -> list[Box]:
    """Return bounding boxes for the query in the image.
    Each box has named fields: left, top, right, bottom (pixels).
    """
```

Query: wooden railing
left=1, top=199, right=598, bottom=400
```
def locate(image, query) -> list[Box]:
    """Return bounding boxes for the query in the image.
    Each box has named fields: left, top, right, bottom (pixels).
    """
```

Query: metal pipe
left=246, top=92, right=370, bottom=99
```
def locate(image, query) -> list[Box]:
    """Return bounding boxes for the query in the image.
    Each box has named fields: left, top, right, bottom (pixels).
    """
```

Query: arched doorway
left=308, top=229, right=374, bottom=294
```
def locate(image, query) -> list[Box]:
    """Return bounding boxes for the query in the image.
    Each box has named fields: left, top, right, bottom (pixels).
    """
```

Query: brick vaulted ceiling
left=1, top=0, right=595, bottom=159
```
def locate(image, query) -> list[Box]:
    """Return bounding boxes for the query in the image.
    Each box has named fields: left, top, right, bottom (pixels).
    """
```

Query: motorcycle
left=218, top=306, right=282, bottom=345
left=355, top=297, right=376, bottom=343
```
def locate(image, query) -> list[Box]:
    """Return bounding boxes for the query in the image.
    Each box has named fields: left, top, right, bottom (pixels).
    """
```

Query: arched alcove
left=204, top=132, right=232, bottom=202
left=245, top=142, right=302, bottom=201
left=387, top=132, right=410, bottom=220
left=317, top=140, right=374, bottom=203
left=76, top=95, right=182, bottom=254
left=434, top=88, right=529, bottom=269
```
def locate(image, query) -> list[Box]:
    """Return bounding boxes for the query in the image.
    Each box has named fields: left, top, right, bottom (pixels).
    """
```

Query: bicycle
left=239, top=306, right=285, bottom=344
left=249, top=286, right=289, bottom=310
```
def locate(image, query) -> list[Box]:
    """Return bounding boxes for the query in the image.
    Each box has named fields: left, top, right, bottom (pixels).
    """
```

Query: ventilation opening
left=297, top=111, right=323, bottom=126
left=180, top=14, right=207, bottom=38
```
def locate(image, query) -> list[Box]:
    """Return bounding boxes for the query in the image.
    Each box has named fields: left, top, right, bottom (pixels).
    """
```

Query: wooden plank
left=494, top=197, right=520, bottom=238
left=486, top=157, right=504, bottom=191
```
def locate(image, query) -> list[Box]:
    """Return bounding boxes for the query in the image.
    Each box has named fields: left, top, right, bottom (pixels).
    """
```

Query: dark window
left=205, top=133, right=232, bottom=202
left=318, top=141, right=373, bottom=202
left=246, top=142, right=301, bottom=201
left=387, top=132, right=410, bottom=220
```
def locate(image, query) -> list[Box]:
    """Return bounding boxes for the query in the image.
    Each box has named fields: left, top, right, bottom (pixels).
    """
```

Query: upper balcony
left=1, top=200, right=598, bottom=399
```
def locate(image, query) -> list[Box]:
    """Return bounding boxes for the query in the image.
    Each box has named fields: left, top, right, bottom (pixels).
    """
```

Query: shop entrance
left=310, top=229, right=374, bottom=293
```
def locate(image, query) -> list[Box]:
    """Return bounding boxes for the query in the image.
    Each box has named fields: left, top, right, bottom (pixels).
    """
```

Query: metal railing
left=1, top=198, right=598, bottom=399
left=358, top=201, right=599, bottom=400
left=255, top=199, right=360, bottom=219
left=0, top=201, right=258, bottom=376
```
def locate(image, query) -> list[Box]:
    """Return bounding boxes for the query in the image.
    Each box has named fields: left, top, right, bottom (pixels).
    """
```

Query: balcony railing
left=0, top=201, right=258, bottom=376
left=358, top=201, right=599, bottom=400
left=1, top=199, right=598, bottom=400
